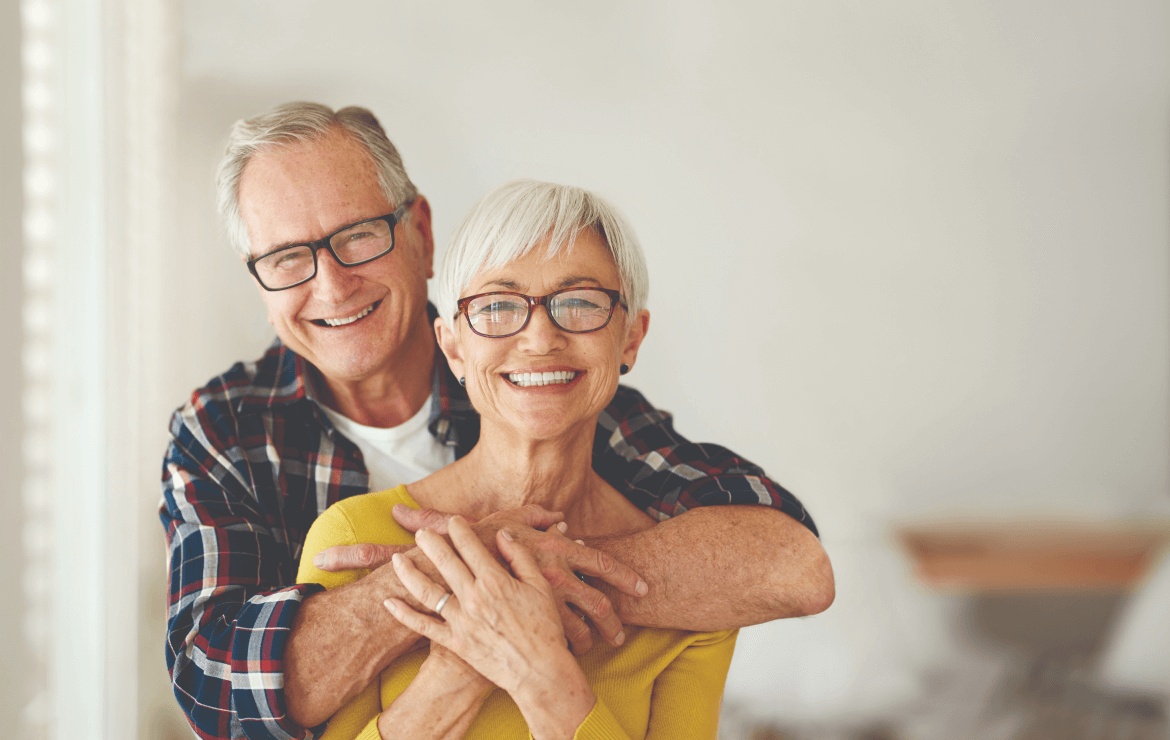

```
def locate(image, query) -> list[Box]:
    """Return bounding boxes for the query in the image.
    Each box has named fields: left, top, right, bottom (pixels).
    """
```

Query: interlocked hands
left=313, top=504, right=646, bottom=653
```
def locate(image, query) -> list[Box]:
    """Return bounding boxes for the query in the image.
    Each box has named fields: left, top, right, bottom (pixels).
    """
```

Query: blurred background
left=3, top=0, right=1169, bottom=738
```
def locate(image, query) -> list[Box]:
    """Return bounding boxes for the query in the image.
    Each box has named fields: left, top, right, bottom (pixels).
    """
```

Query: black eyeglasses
left=455, top=287, right=625, bottom=338
left=246, top=203, right=410, bottom=291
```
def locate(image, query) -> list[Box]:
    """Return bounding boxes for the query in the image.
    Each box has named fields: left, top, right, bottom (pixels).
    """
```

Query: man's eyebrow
left=258, top=240, right=306, bottom=257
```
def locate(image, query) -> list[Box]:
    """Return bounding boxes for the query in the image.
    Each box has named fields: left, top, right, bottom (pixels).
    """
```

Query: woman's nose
left=518, top=304, right=568, bottom=353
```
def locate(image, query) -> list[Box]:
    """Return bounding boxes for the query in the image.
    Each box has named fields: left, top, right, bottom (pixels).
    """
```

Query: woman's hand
left=384, top=516, right=596, bottom=739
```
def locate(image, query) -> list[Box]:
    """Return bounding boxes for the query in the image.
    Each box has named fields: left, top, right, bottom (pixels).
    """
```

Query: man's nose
left=312, top=248, right=361, bottom=302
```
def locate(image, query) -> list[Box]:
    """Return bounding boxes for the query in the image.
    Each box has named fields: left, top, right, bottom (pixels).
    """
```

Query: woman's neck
left=410, top=417, right=637, bottom=537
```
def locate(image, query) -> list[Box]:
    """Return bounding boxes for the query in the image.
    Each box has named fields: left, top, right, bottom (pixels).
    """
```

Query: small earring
left=619, top=364, right=630, bottom=375
left=458, top=377, right=466, bottom=387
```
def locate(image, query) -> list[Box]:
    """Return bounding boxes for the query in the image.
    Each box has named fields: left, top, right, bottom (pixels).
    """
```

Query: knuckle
left=543, top=568, right=570, bottom=590
left=595, top=552, right=615, bottom=574
left=589, top=592, right=611, bottom=619
left=354, top=544, right=378, bottom=568
left=568, top=620, right=589, bottom=642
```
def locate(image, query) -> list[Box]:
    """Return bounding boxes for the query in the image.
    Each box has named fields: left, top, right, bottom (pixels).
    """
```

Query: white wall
left=157, top=0, right=1170, bottom=726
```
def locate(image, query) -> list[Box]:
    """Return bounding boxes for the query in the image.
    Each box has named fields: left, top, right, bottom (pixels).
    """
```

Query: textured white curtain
left=20, top=0, right=177, bottom=737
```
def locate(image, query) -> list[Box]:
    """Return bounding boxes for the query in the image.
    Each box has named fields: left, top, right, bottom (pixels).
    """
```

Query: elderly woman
left=297, top=180, right=737, bottom=739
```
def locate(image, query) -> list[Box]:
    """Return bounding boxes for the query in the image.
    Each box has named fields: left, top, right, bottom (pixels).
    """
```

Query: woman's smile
left=503, top=369, right=583, bottom=388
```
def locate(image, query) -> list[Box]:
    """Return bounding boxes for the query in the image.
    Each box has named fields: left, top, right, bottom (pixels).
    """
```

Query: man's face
left=237, top=129, right=434, bottom=386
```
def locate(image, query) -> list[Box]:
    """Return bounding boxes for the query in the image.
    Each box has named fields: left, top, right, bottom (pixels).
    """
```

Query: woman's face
left=436, top=229, right=649, bottom=441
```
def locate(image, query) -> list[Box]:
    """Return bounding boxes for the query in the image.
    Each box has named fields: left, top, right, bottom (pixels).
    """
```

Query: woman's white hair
left=436, top=180, right=649, bottom=330
left=216, top=101, right=418, bottom=259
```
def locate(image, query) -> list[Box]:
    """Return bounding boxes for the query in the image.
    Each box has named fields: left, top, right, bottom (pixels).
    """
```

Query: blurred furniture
left=896, top=520, right=1170, bottom=592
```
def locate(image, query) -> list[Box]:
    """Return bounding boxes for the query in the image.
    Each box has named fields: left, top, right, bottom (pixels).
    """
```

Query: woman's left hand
left=384, top=516, right=595, bottom=736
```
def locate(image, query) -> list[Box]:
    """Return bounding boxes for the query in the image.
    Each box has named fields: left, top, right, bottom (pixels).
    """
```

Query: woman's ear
left=434, top=316, right=465, bottom=379
left=619, top=309, right=650, bottom=373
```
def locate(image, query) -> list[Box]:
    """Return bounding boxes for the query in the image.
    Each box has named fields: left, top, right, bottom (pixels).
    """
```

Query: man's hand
left=315, top=504, right=648, bottom=654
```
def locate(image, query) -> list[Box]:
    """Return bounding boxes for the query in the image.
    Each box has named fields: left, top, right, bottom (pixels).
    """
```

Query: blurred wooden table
left=897, top=520, right=1170, bottom=591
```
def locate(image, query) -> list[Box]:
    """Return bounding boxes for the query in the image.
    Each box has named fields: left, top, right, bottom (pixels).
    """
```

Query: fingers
left=392, top=551, right=460, bottom=615
left=447, top=516, right=510, bottom=579
left=414, top=527, right=477, bottom=594
left=312, top=543, right=401, bottom=571
left=545, top=569, right=626, bottom=647
left=566, top=541, right=648, bottom=598
left=393, top=504, right=457, bottom=535
left=556, top=602, right=594, bottom=655
left=512, top=504, right=565, bottom=531
left=383, top=597, right=449, bottom=644
left=496, top=529, right=546, bottom=585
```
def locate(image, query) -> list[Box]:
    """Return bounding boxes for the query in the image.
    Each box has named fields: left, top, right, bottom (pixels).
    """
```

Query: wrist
left=421, top=650, right=493, bottom=695
left=512, top=654, right=594, bottom=739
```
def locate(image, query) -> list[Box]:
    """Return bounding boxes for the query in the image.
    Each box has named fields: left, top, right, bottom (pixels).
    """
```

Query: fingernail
left=313, top=554, right=325, bottom=568
left=383, top=599, right=398, bottom=613
left=501, top=529, right=514, bottom=542
left=391, top=553, right=403, bottom=567
left=635, top=580, right=648, bottom=596
left=556, top=522, right=568, bottom=534
left=614, top=631, right=626, bottom=646
left=392, top=503, right=406, bottom=513
left=575, top=539, right=585, bottom=546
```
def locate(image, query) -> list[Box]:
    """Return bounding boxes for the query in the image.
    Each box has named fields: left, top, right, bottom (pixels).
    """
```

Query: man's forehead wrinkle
left=237, top=132, right=391, bottom=257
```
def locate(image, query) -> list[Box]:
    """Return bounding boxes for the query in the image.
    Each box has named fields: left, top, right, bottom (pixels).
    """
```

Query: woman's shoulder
left=297, top=485, right=420, bottom=587
left=323, top=485, right=419, bottom=533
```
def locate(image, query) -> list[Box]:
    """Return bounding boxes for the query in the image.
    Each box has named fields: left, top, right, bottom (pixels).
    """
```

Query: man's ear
left=409, top=196, right=436, bottom=279
left=434, top=315, right=464, bottom=379
left=619, top=309, right=650, bottom=373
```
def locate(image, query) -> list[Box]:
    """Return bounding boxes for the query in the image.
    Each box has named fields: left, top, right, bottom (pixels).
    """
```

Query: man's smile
left=310, top=300, right=381, bottom=327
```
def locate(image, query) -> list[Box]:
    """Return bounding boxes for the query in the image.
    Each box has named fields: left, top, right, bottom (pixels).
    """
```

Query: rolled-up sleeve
left=162, top=412, right=324, bottom=740
left=594, top=386, right=818, bottom=537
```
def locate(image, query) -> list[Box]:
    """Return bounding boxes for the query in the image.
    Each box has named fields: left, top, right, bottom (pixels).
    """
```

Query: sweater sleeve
left=642, top=629, right=738, bottom=739
left=567, top=629, right=739, bottom=740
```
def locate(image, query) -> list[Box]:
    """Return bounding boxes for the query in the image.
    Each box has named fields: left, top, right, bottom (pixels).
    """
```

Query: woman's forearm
left=377, top=651, right=492, bottom=740
left=508, top=652, right=596, bottom=740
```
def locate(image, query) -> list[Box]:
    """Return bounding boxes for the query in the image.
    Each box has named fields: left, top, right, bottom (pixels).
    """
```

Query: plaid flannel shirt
left=161, top=333, right=816, bottom=740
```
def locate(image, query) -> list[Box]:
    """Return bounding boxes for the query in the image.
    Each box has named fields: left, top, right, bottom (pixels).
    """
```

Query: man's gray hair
left=216, top=101, right=418, bottom=259
left=436, top=179, right=649, bottom=329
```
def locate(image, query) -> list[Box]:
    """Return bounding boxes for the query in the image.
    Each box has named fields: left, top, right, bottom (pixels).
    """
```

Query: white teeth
left=322, top=304, right=375, bottom=327
left=506, top=371, right=578, bottom=387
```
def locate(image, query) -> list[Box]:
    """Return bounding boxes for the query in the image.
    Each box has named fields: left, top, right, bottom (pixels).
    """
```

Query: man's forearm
left=586, top=505, right=834, bottom=632
left=284, top=545, right=445, bottom=728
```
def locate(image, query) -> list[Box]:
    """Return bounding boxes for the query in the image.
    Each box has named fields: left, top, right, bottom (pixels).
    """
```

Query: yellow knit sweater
left=296, top=485, right=737, bottom=740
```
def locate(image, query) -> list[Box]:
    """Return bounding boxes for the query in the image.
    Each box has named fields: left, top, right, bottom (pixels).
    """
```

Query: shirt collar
left=235, top=303, right=479, bottom=452
left=235, top=338, right=309, bottom=415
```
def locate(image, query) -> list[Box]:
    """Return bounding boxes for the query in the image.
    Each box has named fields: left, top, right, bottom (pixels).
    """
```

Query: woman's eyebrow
left=482, top=279, right=524, bottom=290
left=557, top=276, right=602, bottom=288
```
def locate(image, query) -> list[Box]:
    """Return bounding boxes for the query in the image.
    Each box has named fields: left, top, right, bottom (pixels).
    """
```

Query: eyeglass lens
left=465, top=289, right=616, bottom=336
left=253, top=217, right=396, bottom=289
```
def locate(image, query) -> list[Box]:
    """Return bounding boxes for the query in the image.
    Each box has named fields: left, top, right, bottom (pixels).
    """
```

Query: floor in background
left=719, top=593, right=1169, bottom=740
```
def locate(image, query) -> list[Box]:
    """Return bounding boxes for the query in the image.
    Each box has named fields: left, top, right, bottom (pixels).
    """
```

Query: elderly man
left=161, top=102, right=833, bottom=740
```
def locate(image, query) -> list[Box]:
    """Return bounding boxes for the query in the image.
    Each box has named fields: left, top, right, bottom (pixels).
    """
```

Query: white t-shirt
left=322, top=399, right=456, bottom=493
